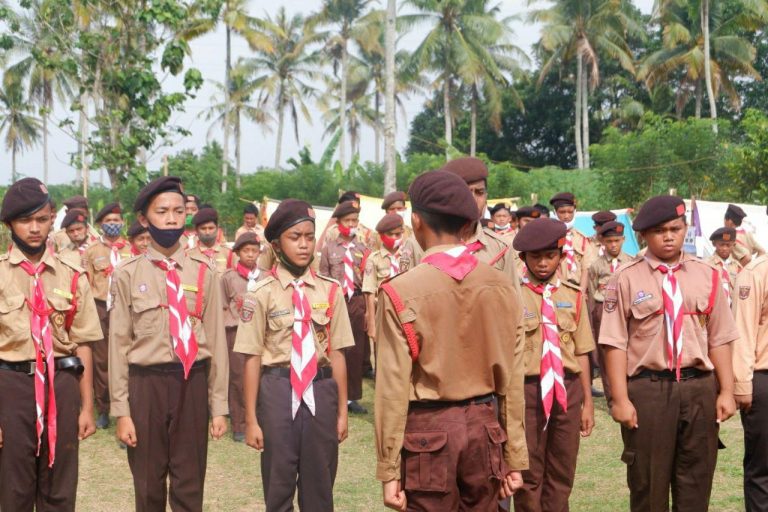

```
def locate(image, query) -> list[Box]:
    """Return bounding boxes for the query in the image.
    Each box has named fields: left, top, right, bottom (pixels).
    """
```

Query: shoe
left=96, top=413, right=110, bottom=429
left=363, top=369, right=376, bottom=380
left=233, top=432, right=245, bottom=443
left=118, top=442, right=127, bottom=450
left=591, top=386, right=605, bottom=398
left=347, top=401, right=368, bottom=414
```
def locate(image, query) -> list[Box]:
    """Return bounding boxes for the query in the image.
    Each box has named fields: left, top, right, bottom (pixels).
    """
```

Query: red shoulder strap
left=704, top=268, right=719, bottom=314
left=325, top=282, right=339, bottom=355
left=64, top=271, right=80, bottom=331
left=226, top=249, right=235, bottom=270
left=193, top=263, right=207, bottom=319
left=360, top=248, right=371, bottom=273
left=380, top=282, right=420, bottom=362
left=489, top=245, right=509, bottom=266
left=575, top=290, right=583, bottom=323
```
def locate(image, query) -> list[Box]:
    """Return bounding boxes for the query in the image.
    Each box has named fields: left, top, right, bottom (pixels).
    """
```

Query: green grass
left=78, top=380, right=746, bottom=511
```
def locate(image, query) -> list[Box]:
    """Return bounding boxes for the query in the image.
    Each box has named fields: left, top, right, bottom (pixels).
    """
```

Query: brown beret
left=381, top=191, right=406, bottom=210
left=513, top=218, right=567, bottom=252
left=515, top=206, right=541, bottom=220
left=592, top=210, right=617, bottom=226
left=264, top=199, right=316, bottom=241
left=375, top=213, right=404, bottom=233
left=95, top=202, right=122, bottom=223
left=598, top=221, right=625, bottom=237
left=725, top=204, right=746, bottom=221
left=0, top=177, right=51, bottom=222
left=63, top=195, right=88, bottom=211
left=332, top=201, right=360, bottom=219
left=134, top=176, right=185, bottom=213
left=710, top=227, right=736, bottom=242
left=440, top=157, right=489, bottom=184
left=192, top=207, right=218, bottom=227
left=549, top=192, right=576, bottom=209
left=233, top=232, right=261, bottom=252
left=632, top=195, right=686, bottom=232
left=61, top=209, right=88, bottom=229
left=127, top=220, right=148, bottom=239
left=408, top=170, right=479, bottom=221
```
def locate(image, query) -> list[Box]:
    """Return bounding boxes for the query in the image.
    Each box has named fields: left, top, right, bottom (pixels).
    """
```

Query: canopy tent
left=685, top=199, right=768, bottom=258
left=573, top=209, right=640, bottom=256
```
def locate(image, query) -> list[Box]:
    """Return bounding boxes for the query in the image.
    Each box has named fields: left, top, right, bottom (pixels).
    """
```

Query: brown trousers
left=94, top=299, right=110, bottom=416
left=127, top=363, right=210, bottom=512
left=621, top=372, right=718, bottom=512
left=590, top=304, right=612, bottom=404
left=401, top=401, right=507, bottom=511
left=0, top=369, right=81, bottom=512
left=742, top=370, right=768, bottom=511
left=258, top=371, right=339, bottom=512
left=226, top=326, right=246, bottom=434
left=514, top=375, right=583, bottom=512
left=345, top=294, right=366, bottom=401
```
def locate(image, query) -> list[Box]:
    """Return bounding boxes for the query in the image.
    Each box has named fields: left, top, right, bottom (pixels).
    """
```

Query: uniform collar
left=643, top=250, right=693, bottom=270
left=147, top=244, right=187, bottom=268
left=525, top=272, right=559, bottom=287
left=423, top=244, right=463, bottom=258
left=377, top=247, right=398, bottom=258
left=464, top=222, right=488, bottom=246
left=8, top=243, right=58, bottom=271
left=274, top=264, right=317, bottom=289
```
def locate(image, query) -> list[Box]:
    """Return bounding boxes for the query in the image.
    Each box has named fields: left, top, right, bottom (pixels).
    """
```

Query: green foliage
left=726, top=109, right=768, bottom=204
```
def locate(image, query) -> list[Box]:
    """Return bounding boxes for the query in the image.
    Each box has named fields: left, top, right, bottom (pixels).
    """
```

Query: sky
left=0, top=0, right=655, bottom=187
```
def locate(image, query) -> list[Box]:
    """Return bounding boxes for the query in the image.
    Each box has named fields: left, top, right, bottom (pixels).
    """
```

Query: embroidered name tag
left=269, top=309, right=290, bottom=318
left=53, top=288, right=73, bottom=300
left=556, top=302, right=573, bottom=308
left=632, top=292, right=653, bottom=305
left=182, top=284, right=198, bottom=293
left=354, top=252, right=364, bottom=258
left=312, top=303, right=329, bottom=310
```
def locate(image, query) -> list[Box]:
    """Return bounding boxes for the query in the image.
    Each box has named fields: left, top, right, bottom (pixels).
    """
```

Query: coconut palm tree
left=0, top=81, right=42, bottom=182
left=384, top=0, right=396, bottom=193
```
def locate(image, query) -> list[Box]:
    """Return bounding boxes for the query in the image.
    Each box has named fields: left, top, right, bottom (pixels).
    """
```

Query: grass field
left=78, top=380, right=747, bottom=511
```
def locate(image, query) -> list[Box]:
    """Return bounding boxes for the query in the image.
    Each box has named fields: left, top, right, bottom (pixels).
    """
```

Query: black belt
left=130, top=359, right=208, bottom=373
left=0, top=356, right=84, bottom=376
left=631, top=368, right=707, bottom=381
left=345, top=289, right=363, bottom=300
left=409, top=393, right=495, bottom=410
left=262, top=365, right=333, bottom=381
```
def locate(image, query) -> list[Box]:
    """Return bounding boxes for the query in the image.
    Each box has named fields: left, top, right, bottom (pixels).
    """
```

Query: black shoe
left=363, top=369, right=376, bottom=380
left=233, top=432, right=245, bottom=443
left=96, top=413, right=110, bottom=429
left=347, top=401, right=368, bottom=414
left=591, top=386, right=605, bottom=398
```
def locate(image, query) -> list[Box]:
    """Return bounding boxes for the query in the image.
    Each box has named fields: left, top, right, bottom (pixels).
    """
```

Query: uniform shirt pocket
left=92, top=257, right=111, bottom=273
left=131, top=296, right=163, bottom=335
left=266, top=312, right=293, bottom=357
left=402, top=431, right=450, bottom=492
left=0, top=294, right=29, bottom=348
left=311, top=310, right=331, bottom=353
left=47, top=296, right=73, bottom=344
left=629, top=296, right=663, bottom=337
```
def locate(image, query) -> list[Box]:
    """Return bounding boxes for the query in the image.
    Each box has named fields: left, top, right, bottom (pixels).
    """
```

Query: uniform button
left=420, top=438, right=427, bottom=447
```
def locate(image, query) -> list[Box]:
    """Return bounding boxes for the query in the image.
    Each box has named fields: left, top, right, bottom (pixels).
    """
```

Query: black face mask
left=148, top=223, right=185, bottom=249
left=277, top=250, right=312, bottom=278
left=12, top=232, right=46, bottom=256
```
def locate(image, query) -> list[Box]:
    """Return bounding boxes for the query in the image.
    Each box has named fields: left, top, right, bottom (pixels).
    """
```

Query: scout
left=220, top=232, right=262, bottom=442
left=590, top=210, right=617, bottom=257
left=58, top=208, right=91, bottom=265
left=363, top=213, right=405, bottom=341
left=83, top=202, right=132, bottom=430
left=550, top=192, right=595, bottom=289
left=317, top=191, right=374, bottom=253
left=188, top=207, right=234, bottom=274
left=109, top=176, right=228, bottom=511
left=234, top=202, right=265, bottom=242
left=181, top=193, right=200, bottom=249
left=375, top=170, right=527, bottom=511
left=319, top=200, right=370, bottom=414
left=234, top=199, right=353, bottom=512
left=490, top=203, right=516, bottom=238
left=127, top=220, right=151, bottom=255
left=378, top=190, right=413, bottom=244
left=515, top=206, right=542, bottom=231
left=724, top=203, right=765, bottom=266
left=0, top=178, right=102, bottom=511
left=707, top=227, right=742, bottom=307
left=732, top=251, right=768, bottom=510
left=600, top=195, right=738, bottom=512
left=51, top=195, right=100, bottom=251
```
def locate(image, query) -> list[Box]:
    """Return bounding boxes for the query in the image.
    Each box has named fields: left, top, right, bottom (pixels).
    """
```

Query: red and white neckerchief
left=388, top=251, right=400, bottom=277
left=236, top=262, right=260, bottom=291
left=523, top=275, right=567, bottom=427
left=656, top=262, right=684, bottom=380
left=465, top=239, right=484, bottom=254
left=598, top=245, right=605, bottom=258
left=106, top=238, right=127, bottom=310
left=341, top=242, right=355, bottom=299
left=716, top=259, right=732, bottom=307
left=152, top=258, right=199, bottom=378
left=563, top=231, right=578, bottom=274
left=19, top=260, right=58, bottom=467
left=423, top=246, right=478, bottom=281
left=610, top=257, right=619, bottom=274
left=289, top=280, right=317, bottom=418
left=130, top=244, right=143, bottom=256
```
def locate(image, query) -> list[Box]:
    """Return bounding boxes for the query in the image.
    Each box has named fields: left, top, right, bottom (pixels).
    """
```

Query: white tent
left=685, top=199, right=768, bottom=258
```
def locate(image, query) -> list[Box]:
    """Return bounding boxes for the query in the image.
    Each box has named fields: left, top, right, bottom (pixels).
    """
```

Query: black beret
left=533, top=203, right=550, bottom=217
left=61, top=209, right=88, bottom=229
left=192, top=207, right=218, bottom=226
left=0, top=177, right=51, bottom=222
left=632, top=195, right=686, bottom=232
left=63, top=195, right=88, bottom=210
left=243, top=203, right=259, bottom=215
left=233, top=232, right=261, bottom=252
left=332, top=201, right=360, bottom=219
left=381, top=191, right=406, bottom=210
left=408, top=170, right=479, bottom=221
left=376, top=213, right=404, bottom=233
left=489, top=203, right=512, bottom=216
left=338, top=191, right=360, bottom=204
left=598, top=221, right=625, bottom=237
left=440, top=157, right=489, bottom=184
left=515, top=206, right=541, bottom=220
left=592, top=210, right=617, bottom=226
left=513, top=218, right=567, bottom=252
left=134, top=176, right=185, bottom=213
left=264, top=199, right=316, bottom=242
left=127, top=220, right=148, bottom=238
left=725, top=204, right=746, bottom=221
left=95, top=202, right=122, bottom=223
left=710, top=227, right=736, bottom=242
left=549, top=192, right=576, bottom=209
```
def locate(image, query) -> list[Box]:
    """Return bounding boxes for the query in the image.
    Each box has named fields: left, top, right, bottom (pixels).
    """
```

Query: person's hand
left=245, top=420, right=264, bottom=451
left=716, top=392, right=737, bottom=423
left=581, top=399, right=595, bottom=437
left=337, top=413, right=348, bottom=443
left=210, top=416, right=227, bottom=439
left=499, top=471, right=523, bottom=498
left=78, top=409, right=96, bottom=441
left=116, top=416, right=138, bottom=447
left=735, top=394, right=753, bottom=413
left=382, top=480, right=407, bottom=511
left=610, top=398, right=638, bottom=429
left=366, top=320, right=376, bottom=340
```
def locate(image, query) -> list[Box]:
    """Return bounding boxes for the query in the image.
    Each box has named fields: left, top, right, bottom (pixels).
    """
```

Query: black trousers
left=743, top=370, right=768, bottom=512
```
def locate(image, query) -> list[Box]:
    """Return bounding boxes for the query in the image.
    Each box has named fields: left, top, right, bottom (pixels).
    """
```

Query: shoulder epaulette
left=56, top=253, right=85, bottom=273
left=250, top=276, right=275, bottom=294
left=745, top=255, right=768, bottom=271
left=482, top=227, right=508, bottom=246
left=119, top=254, right=144, bottom=269
left=0, top=253, right=10, bottom=263
left=561, top=279, right=582, bottom=292
left=315, top=273, right=341, bottom=286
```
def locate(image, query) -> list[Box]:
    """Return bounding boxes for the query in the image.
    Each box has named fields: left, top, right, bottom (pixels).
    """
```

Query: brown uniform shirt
left=732, top=230, right=766, bottom=261
left=235, top=224, right=265, bottom=243
left=188, top=243, right=234, bottom=274
left=324, top=223, right=373, bottom=247
left=0, top=245, right=102, bottom=361
left=732, top=256, right=768, bottom=395
left=319, top=237, right=368, bottom=290
left=83, top=237, right=132, bottom=302
left=58, top=243, right=88, bottom=267
left=108, top=246, right=229, bottom=418
left=362, top=248, right=400, bottom=296
left=52, top=224, right=100, bottom=252
left=588, top=251, right=633, bottom=303
left=599, top=252, right=738, bottom=376
left=706, top=255, right=742, bottom=292
left=521, top=276, right=595, bottom=376
left=374, top=245, right=528, bottom=481
left=233, top=266, right=355, bottom=366
left=220, top=267, right=263, bottom=328
left=560, top=228, right=597, bottom=288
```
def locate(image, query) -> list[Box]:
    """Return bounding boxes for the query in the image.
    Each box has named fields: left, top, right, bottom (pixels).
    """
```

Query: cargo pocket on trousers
left=620, top=449, right=635, bottom=466
left=402, top=431, right=449, bottom=492
left=485, top=423, right=508, bottom=480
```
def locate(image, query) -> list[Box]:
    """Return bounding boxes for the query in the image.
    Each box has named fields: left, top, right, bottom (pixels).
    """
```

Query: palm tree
left=317, top=68, right=374, bottom=159
left=383, top=0, right=396, bottom=193
left=0, top=81, right=42, bottom=182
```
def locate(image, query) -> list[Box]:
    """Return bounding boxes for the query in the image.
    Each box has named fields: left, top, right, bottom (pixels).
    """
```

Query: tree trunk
left=222, top=24, right=231, bottom=193
left=574, top=54, right=584, bottom=169
left=275, top=91, right=285, bottom=170
left=695, top=80, right=702, bottom=118
left=443, top=75, right=452, bottom=160
left=339, top=35, right=348, bottom=169
left=235, top=108, right=241, bottom=188
left=701, top=0, right=718, bottom=133
left=470, top=87, right=477, bottom=157
left=79, top=92, right=89, bottom=197
left=582, top=65, right=590, bottom=169
left=383, top=0, right=397, bottom=194
left=374, top=91, right=380, bottom=164
left=42, top=111, right=49, bottom=185
left=11, top=146, right=16, bottom=183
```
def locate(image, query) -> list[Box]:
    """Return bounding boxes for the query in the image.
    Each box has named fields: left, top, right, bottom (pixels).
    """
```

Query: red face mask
left=380, top=234, right=402, bottom=250
left=338, top=223, right=357, bottom=238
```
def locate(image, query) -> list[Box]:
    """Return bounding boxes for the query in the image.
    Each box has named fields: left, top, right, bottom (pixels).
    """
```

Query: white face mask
left=564, top=220, right=575, bottom=230
left=495, top=224, right=511, bottom=231
left=396, top=211, right=407, bottom=220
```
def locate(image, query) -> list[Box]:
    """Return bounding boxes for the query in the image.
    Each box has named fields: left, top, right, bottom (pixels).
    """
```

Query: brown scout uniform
left=561, top=227, right=597, bottom=289
left=362, top=248, right=399, bottom=296
left=234, top=223, right=265, bottom=243
left=732, top=229, right=766, bottom=262
left=706, top=254, right=742, bottom=298
left=0, top=245, right=102, bottom=511
left=599, top=252, right=739, bottom=512
left=109, top=245, right=228, bottom=511
left=52, top=224, right=100, bottom=252
left=188, top=242, right=235, bottom=274
left=234, top=266, right=354, bottom=512
left=58, top=242, right=88, bottom=267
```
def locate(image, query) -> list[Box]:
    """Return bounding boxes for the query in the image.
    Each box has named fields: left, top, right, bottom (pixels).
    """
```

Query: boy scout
left=127, top=220, right=151, bottom=255
left=51, top=195, right=100, bottom=251
left=375, top=191, right=413, bottom=247
left=109, top=176, right=228, bottom=511
left=490, top=203, right=516, bottom=240
left=732, top=252, right=768, bottom=510
left=220, top=232, right=262, bottom=442
left=375, top=171, right=527, bottom=511
left=512, top=217, right=595, bottom=511
left=589, top=210, right=617, bottom=257
left=58, top=209, right=91, bottom=264
left=188, top=207, right=234, bottom=273
left=234, top=199, right=353, bottom=512
left=0, top=178, right=102, bottom=511
left=550, top=192, right=595, bottom=290
left=234, top=202, right=265, bottom=242
left=707, top=227, right=742, bottom=307
left=600, top=195, right=738, bottom=512
left=724, top=203, right=765, bottom=266
left=181, top=193, right=200, bottom=249
left=83, top=202, right=132, bottom=429
left=319, top=201, right=370, bottom=414
left=317, top=191, right=374, bottom=253
left=363, top=213, right=405, bottom=341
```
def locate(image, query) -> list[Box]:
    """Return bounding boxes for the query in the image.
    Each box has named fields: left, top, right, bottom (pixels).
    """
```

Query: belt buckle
left=28, top=361, right=45, bottom=376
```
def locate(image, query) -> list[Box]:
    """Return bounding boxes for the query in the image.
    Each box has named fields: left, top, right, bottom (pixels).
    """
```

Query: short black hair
left=338, top=191, right=359, bottom=204
left=725, top=211, right=743, bottom=226
left=413, top=207, right=469, bottom=236
left=533, top=203, right=550, bottom=217
left=244, top=203, right=259, bottom=215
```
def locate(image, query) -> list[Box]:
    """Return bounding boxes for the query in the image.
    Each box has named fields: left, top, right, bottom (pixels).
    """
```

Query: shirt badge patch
left=138, top=284, right=148, bottom=293
left=604, top=298, right=617, bottom=313
left=739, top=286, right=751, bottom=300
left=268, top=309, right=290, bottom=318
left=632, top=291, right=653, bottom=305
